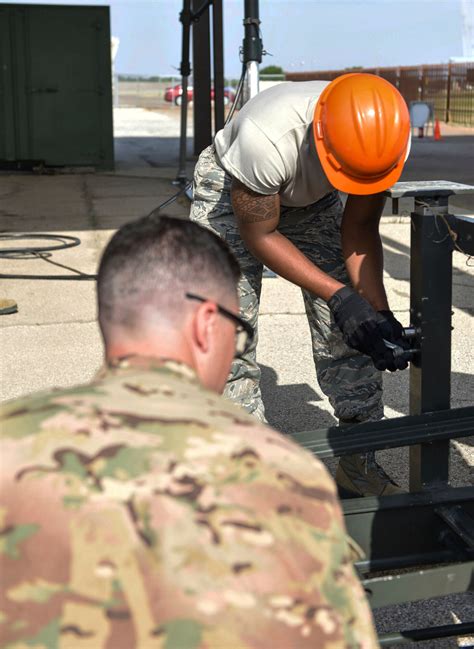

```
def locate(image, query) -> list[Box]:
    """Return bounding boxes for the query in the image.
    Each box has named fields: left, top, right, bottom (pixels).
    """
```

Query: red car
left=164, top=83, right=193, bottom=105
left=164, top=83, right=235, bottom=106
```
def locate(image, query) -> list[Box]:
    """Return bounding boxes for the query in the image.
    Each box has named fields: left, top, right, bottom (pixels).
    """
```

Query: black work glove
left=376, top=309, right=410, bottom=371
left=328, top=287, right=407, bottom=372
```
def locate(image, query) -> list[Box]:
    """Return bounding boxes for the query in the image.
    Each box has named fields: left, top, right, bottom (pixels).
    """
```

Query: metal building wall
left=0, top=4, right=114, bottom=169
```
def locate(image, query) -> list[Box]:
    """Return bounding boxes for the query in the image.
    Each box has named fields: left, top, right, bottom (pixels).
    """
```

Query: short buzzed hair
left=97, top=215, right=240, bottom=337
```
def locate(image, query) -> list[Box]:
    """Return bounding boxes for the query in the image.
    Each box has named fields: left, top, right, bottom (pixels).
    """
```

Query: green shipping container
left=0, top=4, right=114, bottom=170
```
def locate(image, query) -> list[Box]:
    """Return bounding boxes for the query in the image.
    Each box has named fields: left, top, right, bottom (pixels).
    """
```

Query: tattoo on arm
left=231, top=179, right=279, bottom=224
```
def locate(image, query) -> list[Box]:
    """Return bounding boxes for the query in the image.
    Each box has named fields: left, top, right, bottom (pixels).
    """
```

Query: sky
left=2, top=0, right=468, bottom=77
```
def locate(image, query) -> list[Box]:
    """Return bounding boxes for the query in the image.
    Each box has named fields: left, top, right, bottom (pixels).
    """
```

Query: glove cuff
left=327, top=286, right=354, bottom=312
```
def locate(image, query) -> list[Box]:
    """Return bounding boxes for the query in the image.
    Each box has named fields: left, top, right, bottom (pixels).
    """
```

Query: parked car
left=164, top=83, right=235, bottom=106
left=164, top=83, right=193, bottom=105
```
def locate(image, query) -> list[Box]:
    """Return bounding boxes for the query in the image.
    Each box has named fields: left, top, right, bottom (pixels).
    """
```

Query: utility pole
left=242, top=0, right=262, bottom=102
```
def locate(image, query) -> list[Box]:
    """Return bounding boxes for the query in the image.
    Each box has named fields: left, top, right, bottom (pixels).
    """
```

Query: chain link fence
left=286, top=63, right=474, bottom=126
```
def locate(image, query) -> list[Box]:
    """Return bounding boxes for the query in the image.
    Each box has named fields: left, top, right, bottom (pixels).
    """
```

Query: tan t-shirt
left=214, top=80, right=334, bottom=207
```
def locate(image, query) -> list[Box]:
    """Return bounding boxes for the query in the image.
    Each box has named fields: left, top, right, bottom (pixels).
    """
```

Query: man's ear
left=191, top=301, right=218, bottom=353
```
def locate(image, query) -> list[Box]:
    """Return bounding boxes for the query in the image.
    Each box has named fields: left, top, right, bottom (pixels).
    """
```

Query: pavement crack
left=0, top=319, right=98, bottom=329
left=139, top=155, right=166, bottom=168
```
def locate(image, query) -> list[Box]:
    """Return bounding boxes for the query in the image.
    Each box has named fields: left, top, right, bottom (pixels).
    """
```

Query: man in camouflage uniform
left=190, top=73, right=412, bottom=498
left=0, top=216, right=378, bottom=648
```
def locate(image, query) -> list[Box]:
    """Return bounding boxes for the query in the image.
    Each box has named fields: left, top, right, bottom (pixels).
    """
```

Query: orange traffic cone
left=434, top=119, right=442, bottom=141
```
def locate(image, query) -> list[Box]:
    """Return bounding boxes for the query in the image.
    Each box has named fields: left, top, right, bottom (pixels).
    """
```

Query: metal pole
left=446, top=62, right=452, bottom=123
left=409, top=196, right=453, bottom=491
left=212, top=0, right=225, bottom=133
left=192, top=0, right=212, bottom=156
left=242, top=0, right=262, bottom=102
left=246, top=61, right=260, bottom=99
left=176, top=0, right=192, bottom=186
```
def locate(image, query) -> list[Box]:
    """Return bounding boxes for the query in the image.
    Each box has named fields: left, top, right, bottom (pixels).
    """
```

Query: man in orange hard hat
left=190, top=73, right=411, bottom=498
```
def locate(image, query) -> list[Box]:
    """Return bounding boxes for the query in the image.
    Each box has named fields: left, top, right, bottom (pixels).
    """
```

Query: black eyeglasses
left=185, top=292, right=254, bottom=355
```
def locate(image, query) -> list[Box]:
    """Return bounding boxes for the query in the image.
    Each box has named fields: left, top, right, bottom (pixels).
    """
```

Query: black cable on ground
left=147, top=181, right=192, bottom=219
left=0, top=234, right=96, bottom=280
left=0, top=181, right=194, bottom=280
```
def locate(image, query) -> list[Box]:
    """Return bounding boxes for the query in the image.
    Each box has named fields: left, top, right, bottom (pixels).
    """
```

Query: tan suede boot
left=0, top=299, right=18, bottom=316
left=336, top=451, right=405, bottom=498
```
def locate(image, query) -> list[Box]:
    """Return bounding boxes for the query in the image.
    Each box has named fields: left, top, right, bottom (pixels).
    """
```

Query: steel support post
left=409, top=196, right=453, bottom=491
left=176, top=0, right=192, bottom=185
left=245, top=61, right=260, bottom=100
left=242, top=0, right=262, bottom=102
left=212, top=0, right=225, bottom=133
left=192, top=0, right=212, bottom=156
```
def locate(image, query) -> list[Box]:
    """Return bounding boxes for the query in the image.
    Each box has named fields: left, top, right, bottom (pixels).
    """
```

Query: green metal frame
left=379, top=621, right=474, bottom=646
left=290, top=181, right=474, bottom=643
left=363, top=561, right=474, bottom=608
left=344, top=487, right=474, bottom=568
left=291, top=406, right=474, bottom=458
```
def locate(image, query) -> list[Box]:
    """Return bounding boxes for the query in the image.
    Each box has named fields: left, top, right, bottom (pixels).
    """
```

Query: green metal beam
left=290, top=406, right=474, bottom=459
left=343, top=486, right=474, bottom=517
left=363, top=561, right=474, bottom=609
left=436, top=505, right=474, bottom=549
left=356, top=543, right=474, bottom=575
left=379, top=621, right=474, bottom=645
left=342, top=488, right=474, bottom=563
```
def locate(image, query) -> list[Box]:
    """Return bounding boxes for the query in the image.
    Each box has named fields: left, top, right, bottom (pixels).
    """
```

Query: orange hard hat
left=313, top=73, right=410, bottom=195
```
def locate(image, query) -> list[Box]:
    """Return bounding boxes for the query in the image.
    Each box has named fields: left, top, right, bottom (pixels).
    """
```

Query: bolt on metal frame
left=291, top=181, right=474, bottom=644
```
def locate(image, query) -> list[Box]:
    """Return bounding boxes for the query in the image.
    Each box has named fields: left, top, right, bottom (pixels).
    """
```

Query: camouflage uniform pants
left=190, top=144, right=383, bottom=423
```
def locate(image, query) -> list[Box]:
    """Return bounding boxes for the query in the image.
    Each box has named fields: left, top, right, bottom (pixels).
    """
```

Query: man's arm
left=341, top=193, right=389, bottom=311
left=233, top=179, right=408, bottom=371
left=231, top=178, right=344, bottom=301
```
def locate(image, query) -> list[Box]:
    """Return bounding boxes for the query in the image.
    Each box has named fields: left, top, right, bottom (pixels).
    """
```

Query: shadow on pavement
left=0, top=135, right=193, bottom=234
left=259, top=364, right=337, bottom=434
left=115, top=136, right=192, bottom=170
left=261, top=358, right=473, bottom=489
left=382, top=232, right=473, bottom=316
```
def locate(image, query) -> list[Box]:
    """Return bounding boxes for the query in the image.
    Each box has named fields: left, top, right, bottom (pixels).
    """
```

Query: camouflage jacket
left=0, top=356, right=378, bottom=648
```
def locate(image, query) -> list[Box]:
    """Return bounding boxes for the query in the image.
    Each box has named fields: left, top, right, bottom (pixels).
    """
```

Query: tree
left=260, top=65, right=284, bottom=75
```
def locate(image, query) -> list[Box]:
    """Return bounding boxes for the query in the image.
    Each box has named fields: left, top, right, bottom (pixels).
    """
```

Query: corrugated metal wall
left=0, top=4, right=114, bottom=169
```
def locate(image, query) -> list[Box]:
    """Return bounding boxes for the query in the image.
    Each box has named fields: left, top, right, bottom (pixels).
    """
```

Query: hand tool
left=383, top=326, right=419, bottom=360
